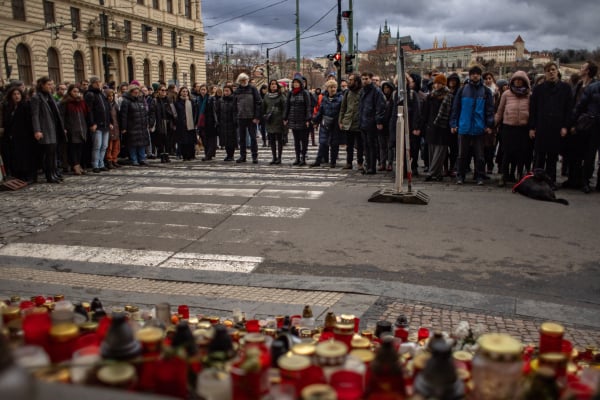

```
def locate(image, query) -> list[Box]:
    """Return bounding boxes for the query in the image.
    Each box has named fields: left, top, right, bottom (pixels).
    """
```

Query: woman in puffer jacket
left=311, top=79, right=343, bottom=168
left=494, top=70, right=531, bottom=186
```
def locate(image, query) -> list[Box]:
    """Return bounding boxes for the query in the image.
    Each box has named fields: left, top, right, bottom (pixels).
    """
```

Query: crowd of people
left=0, top=60, right=599, bottom=193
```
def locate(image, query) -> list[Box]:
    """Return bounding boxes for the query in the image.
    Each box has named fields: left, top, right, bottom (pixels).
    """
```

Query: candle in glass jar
left=539, top=322, right=564, bottom=354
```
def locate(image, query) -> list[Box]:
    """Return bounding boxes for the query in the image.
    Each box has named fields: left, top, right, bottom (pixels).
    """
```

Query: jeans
left=91, top=129, right=109, bottom=168
left=128, top=146, right=147, bottom=164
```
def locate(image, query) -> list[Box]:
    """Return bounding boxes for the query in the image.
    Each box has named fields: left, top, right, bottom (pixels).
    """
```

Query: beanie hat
left=293, top=72, right=303, bottom=82
left=151, top=82, right=160, bottom=91
left=130, top=79, right=141, bottom=86
left=433, top=74, right=447, bottom=86
left=468, top=66, right=483, bottom=75
left=496, top=79, right=508, bottom=89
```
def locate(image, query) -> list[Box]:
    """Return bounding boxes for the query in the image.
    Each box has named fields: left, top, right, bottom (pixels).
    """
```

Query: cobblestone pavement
left=362, top=297, right=600, bottom=349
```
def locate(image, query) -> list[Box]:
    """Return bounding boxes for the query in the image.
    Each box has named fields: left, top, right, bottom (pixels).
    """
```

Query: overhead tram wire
left=205, top=0, right=290, bottom=28
left=215, top=30, right=335, bottom=50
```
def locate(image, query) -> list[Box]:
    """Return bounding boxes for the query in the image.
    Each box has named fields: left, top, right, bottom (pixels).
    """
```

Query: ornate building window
left=47, top=47, right=61, bottom=83
left=158, top=60, right=165, bottom=82
left=43, top=0, right=55, bottom=24
left=12, top=0, right=26, bottom=21
left=190, top=64, right=196, bottom=84
left=74, top=51, right=85, bottom=83
left=143, top=59, right=151, bottom=86
left=16, top=44, right=33, bottom=85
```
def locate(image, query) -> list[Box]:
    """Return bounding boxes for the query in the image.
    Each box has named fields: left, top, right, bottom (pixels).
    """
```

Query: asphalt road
left=1, top=149, right=599, bottom=327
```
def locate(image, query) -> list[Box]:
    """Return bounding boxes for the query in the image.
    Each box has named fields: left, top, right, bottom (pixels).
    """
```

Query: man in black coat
left=528, top=62, right=573, bottom=188
left=358, top=71, right=386, bottom=174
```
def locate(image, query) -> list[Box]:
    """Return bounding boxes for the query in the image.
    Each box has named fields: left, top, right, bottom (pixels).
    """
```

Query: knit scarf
left=185, top=99, right=194, bottom=131
left=510, top=84, right=529, bottom=97
left=292, top=87, right=302, bottom=95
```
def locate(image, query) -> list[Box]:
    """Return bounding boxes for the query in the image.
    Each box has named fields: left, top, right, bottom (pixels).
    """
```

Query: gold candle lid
left=315, top=340, right=348, bottom=358
left=137, top=326, right=164, bottom=343
left=53, top=294, right=65, bottom=302
left=10, top=295, right=21, bottom=303
left=292, top=343, right=316, bottom=357
left=349, top=349, right=375, bottom=363
left=278, top=353, right=311, bottom=371
left=539, top=352, right=567, bottom=364
left=340, top=314, right=355, bottom=324
left=79, top=321, right=99, bottom=333
left=351, top=336, right=370, bottom=349
left=97, top=363, right=136, bottom=385
left=453, top=350, right=473, bottom=363
left=32, top=306, right=48, bottom=314
left=478, top=333, right=522, bottom=361
left=301, top=384, right=337, bottom=400
left=49, top=323, right=80, bottom=342
left=540, top=322, right=565, bottom=337
left=2, top=305, right=20, bottom=318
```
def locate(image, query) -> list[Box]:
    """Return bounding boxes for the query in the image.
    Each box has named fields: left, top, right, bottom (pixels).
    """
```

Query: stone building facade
left=1, top=0, right=206, bottom=87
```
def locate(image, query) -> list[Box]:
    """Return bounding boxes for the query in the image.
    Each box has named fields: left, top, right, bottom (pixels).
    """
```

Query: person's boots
left=299, top=155, right=307, bottom=166
left=46, top=171, right=60, bottom=183
left=292, top=155, right=300, bottom=166
left=310, top=158, right=321, bottom=167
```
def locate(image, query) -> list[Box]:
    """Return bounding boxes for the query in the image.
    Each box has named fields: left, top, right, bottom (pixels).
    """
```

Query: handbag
left=576, top=113, right=596, bottom=132
left=322, top=115, right=335, bottom=130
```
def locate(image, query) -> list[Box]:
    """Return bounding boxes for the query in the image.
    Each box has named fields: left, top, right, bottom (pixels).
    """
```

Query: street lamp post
left=99, top=0, right=109, bottom=83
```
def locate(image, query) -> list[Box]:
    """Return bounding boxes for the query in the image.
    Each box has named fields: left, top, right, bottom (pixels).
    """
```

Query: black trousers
left=534, top=151, right=559, bottom=183
left=345, top=130, right=364, bottom=165
left=362, top=127, right=379, bottom=172
left=41, top=143, right=57, bottom=178
left=457, top=134, right=485, bottom=180
left=291, top=128, right=309, bottom=159
left=238, top=119, right=258, bottom=160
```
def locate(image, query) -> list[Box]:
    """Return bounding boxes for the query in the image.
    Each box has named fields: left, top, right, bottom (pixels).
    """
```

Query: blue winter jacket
left=450, top=79, right=494, bottom=135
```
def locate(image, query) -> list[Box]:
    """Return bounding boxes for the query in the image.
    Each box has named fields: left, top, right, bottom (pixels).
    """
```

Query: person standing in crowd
left=284, top=73, right=312, bottom=166
left=115, top=82, right=128, bottom=111
left=444, top=73, right=462, bottom=177
left=193, top=83, right=210, bottom=159
left=450, top=66, right=495, bottom=185
left=483, top=72, right=500, bottom=174
left=311, top=79, right=343, bottom=168
left=494, top=71, right=531, bottom=187
left=1, top=86, right=37, bottom=182
left=213, top=86, right=225, bottom=149
left=564, top=61, right=597, bottom=192
left=339, top=73, right=363, bottom=170
left=60, top=84, right=91, bottom=176
left=233, top=73, right=262, bottom=164
left=262, top=79, right=286, bottom=165
left=53, top=83, right=67, bottom=103
left=199, top=86, right=218, bottom=162
left=389, top=73, right=422, bottom=174
left=217, top=85, right=237, bottom=162
left=105, top=89, right=122, bottom=169
left=120, top=85, right=150, bottom=166
left=30, top=76, right=65, bottom=183
left=258, top=84, right=269, bottom=147
left=85, top=76, right=111, bottom=173
left=150, top=84, right=176, bottom=163
left=572, top=63, right=600, bottom=193
left=174, top=86, right=197, bottom=161
left=377, top=80, right=395, bottom=171
left=528, top=62, right=573, bottom=189
left=358, top=71, right=386, bottom=175
left=423, top=74, right=453, bottom=181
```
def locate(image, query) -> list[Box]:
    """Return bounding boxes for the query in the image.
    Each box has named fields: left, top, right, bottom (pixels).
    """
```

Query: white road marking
left=133, top=187, right=323, bottom=199
left=63, top=220, right=211, bottom=240
left=98, top=200, right=308, bottom=218
left=0, top=243, right=262, bottom=273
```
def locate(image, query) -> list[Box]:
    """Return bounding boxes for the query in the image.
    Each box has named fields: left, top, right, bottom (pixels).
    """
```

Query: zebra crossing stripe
left=133, top=187, right=324, bottom=199
left=0, top=243, right=262, bottom=273
left=98, top=201, right=309, bottom=218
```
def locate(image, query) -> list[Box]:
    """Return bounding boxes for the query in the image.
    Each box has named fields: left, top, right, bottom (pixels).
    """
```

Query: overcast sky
left=201, top=0, right=599, bottom=59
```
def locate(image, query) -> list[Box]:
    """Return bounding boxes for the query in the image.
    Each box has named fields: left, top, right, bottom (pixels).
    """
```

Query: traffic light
left=345, top=53, right=355, bottom=73
left=341, top=10, right=352, bottom=19
left=333, top=52, right=341, bottom=68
